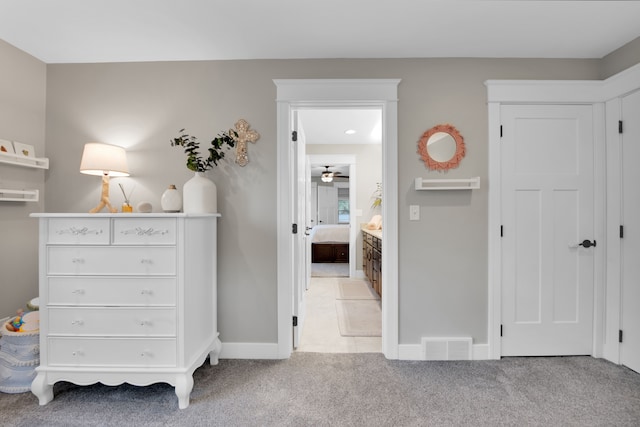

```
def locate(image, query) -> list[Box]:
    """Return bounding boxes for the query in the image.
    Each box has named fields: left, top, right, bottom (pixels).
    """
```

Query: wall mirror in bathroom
left=417, top=124, right=466, bottom=171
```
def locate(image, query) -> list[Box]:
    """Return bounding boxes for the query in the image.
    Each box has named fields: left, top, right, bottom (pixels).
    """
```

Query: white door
left=501, top=104, right=595, bottom=356
left=317, top=186, right=338, bottom=224
left=310, top=182, right=318, bottom=228
left=621, top=90, right=640, bottom=373
left=292, top=112, right=307, bottom=348
left=304, top=157, right=313, bottom=289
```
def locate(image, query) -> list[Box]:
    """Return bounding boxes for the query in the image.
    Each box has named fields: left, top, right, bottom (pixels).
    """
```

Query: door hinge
left=620, top=225, right=624, bottom=239
left=500, top=225, right=503, bottom=237
left=500, top=324, right=503, bottom=337
left=292, top=223, right=298, bottom=234
left=293, top=316, right=298, bottom=327
left=619, top=329, right=623, bottom=343
left=618, top=120, right=623, bottom=134
left=500, top=125, right=503, bottom=138
left=292, top=130, right=298, bottom=142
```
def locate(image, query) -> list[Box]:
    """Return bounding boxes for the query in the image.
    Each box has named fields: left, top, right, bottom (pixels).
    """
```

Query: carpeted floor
left=1, top=354, right=639, bottom=426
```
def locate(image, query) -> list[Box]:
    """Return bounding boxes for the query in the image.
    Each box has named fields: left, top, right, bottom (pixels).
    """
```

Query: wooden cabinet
left=312, top=242, right=348, bottom=263
left=29, top=213, right=221, bottom=409
left=362, top=229, right=382, bottom=297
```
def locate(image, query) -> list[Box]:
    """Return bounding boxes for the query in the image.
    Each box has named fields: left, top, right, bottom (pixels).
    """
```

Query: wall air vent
left=420, top=337, right=472, bottom=361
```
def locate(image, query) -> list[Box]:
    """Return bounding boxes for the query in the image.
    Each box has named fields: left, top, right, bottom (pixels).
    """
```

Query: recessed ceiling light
left=344, top=129, right=356, bottom=135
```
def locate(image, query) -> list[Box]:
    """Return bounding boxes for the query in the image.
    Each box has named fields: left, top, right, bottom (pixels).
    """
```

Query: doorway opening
left=274, top=78, right=400, bottom=360
left=298, top=108, right=383, bottom=353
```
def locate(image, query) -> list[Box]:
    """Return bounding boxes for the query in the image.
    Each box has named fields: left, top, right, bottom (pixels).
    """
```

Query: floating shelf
left=415, top=177, right=480, bottom=191
left=0, top=151, right=49, bottom=169
left=0, top=189, right=39, bottom=202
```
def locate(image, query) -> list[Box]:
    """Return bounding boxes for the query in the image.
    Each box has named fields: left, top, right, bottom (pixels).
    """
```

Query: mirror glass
left=417, top=124, right=466, bottom=171
left=427, top=132, right=457, bottom=162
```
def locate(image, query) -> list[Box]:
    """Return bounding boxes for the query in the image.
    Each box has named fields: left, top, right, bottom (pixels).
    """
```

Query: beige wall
left=601, top=36, right=640, bottom=78
left=0, top=40, right=46, bottom=318
left=41, top=58, right=602, bottom=346
left=6, top=35, right=640, bottom=349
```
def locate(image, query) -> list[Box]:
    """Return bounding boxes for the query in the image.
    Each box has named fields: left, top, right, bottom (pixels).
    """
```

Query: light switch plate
left=410, top=205, right=420, bottom=221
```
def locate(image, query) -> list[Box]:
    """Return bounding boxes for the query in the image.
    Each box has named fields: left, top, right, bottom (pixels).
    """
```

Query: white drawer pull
left=71, top=258, right=85, bottom=264
left=121, top=227, right=169, bottom=236
left=71, top=289, right=85, bottom=295
left=71, top=350, right=84, bottom=357
left=140, top=289, right=153, bottom=295
left=140, top=259, right=154, bottom=264
left=139, top=320, right=150, bottom=327
left=56, top=227, right=103, bottom=236
left=71, top=320, right=84, bottom=326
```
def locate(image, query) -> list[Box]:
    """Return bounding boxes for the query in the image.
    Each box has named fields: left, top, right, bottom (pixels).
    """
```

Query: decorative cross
left=231, top=119, right=260, bottom=167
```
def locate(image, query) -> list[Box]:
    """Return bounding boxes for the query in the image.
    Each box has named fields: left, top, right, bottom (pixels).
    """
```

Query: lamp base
left=89, top=174, right=118, bottom=214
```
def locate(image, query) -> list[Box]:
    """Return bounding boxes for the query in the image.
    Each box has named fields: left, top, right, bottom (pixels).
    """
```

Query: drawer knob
left=71, top=350, right=84, bottom=356
left=71, top=258, right=85, bottom=264
left=71, top=320, right=84, bottom=326
left=140, top=259, right=153, bottom=264
left=140, top=289, right=153, bottom=295
left=71, top=289, right=85, bottom=295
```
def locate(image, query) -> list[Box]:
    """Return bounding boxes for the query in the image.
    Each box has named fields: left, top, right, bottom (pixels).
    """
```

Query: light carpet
left=337, top=278, right=379, bottom=300
left=310, top=262, right=349, bottom=277
left=2, top=354, right=639, bottom=426
left=335, top=299, right=382, bottom=337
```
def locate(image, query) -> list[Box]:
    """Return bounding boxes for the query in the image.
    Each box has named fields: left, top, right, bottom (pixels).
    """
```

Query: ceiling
left=0, top=1, right=639, bottom=64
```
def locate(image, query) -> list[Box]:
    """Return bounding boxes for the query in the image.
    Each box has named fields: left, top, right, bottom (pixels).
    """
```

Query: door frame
left=274, top=78, right=401, bottom=359
left=486, top=80, right=607, bottom=360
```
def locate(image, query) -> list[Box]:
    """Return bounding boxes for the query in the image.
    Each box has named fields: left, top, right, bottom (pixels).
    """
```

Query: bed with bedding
left=310, top=224, right=350, bottom=263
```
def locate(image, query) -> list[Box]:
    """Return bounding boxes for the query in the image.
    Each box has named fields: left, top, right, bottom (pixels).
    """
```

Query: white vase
left=161, top=184, right=182, bottom=212
left=182, top=172, right=217, bottom=214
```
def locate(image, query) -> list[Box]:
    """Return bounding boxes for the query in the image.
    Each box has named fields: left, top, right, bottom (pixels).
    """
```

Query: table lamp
left=80, top=142, right=130, bottom=213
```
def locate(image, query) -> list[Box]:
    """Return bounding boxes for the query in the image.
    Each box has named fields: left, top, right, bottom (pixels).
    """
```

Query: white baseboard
left=220, top=342, right=281, bottom=359
left=220, top=341, right=490, bottom=361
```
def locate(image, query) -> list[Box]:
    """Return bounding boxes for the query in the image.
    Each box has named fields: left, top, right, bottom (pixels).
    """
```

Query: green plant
left=371, top=182, right=382, bottom=208
left=170, top=128, right=237, bottom=172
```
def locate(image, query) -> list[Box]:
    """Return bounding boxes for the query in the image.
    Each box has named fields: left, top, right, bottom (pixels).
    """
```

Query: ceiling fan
left=320, top=166, right=348, bottom=182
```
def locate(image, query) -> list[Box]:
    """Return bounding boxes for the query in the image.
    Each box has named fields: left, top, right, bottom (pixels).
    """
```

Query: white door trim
left=485, top=65, right=640, bottom=360
left=274, top=79, right=401, bottom=359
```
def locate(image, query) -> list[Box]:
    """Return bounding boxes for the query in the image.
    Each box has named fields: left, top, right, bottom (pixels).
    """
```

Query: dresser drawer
left=112, top=218, right=177, bottom=245
left=47, top=218, right=110, bottom=245
left=48, top=277, right=177, bottom=306
left=47, top=246, right=177, bottom=275
left=48, top=337, right=176, bottom=367
left=48, top=307, right=176, bottom=336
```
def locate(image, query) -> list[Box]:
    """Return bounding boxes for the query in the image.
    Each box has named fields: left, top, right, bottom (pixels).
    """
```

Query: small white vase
left=161, top=184, right=182, bottom=212
left=182, top=172, right=217, bottom=214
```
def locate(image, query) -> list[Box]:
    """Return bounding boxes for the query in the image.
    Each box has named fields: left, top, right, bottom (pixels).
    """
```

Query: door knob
left=578, top=239, right=596, bottom=248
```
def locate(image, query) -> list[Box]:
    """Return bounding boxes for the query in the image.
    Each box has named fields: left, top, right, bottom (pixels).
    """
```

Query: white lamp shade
left=80, top=142, right=130, bottom=176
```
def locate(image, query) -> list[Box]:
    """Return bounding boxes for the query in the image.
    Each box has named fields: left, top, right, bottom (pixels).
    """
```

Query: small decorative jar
left=121, top=203, right=133, bottom=213
left=161, top=184, right=182, bottom=212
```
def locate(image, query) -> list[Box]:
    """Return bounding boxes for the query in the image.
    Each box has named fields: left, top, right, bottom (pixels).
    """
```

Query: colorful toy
left=7, top=309, right=27, bottom=332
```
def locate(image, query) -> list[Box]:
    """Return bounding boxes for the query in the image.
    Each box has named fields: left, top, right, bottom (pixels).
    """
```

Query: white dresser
left=29, top=213, right=221, bottom=409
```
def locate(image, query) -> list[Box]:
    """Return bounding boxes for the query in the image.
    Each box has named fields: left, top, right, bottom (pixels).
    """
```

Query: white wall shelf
left=0, top=150, right=48, bottom=202
left=415, top=177, right=480, bottom=191
left=0, top=189, right=39, bottom=202
left=0, top=151, right=49, bottom=169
